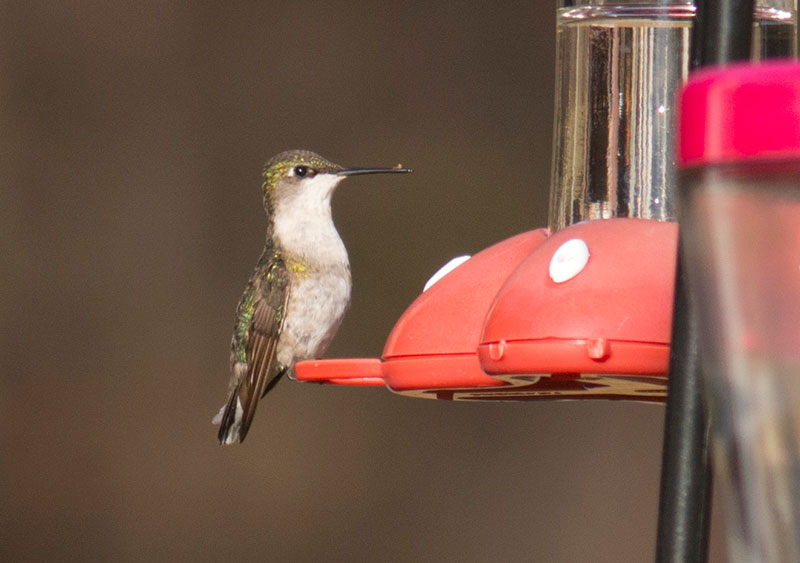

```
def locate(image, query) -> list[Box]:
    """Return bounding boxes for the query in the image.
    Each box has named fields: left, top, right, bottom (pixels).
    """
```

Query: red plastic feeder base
left=295, top=219, right=677, bottom=403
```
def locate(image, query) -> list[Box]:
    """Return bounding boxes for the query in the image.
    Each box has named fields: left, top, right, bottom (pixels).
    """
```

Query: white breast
left=278, top=265, right=352, bottom=369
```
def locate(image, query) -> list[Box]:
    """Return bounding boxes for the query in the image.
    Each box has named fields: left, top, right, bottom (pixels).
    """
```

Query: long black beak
left=337, top=166, right=412, bottom=176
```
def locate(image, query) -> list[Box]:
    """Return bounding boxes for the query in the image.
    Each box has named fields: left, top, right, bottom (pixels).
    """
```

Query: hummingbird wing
left=217, top=258, right=291, bottom=444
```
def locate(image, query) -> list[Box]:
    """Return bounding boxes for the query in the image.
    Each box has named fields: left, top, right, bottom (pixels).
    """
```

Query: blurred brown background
left=1, top=2, right=725, bottom=562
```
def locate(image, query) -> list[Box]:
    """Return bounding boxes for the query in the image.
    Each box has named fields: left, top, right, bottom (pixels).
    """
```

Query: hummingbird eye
left=292, top=165, right=312, bottom=178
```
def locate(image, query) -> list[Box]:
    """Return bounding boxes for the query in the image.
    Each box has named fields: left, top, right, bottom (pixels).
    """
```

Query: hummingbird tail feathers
left=213, top=368, right=286, bottom=445
left=214, top=389, right=245, bottom=445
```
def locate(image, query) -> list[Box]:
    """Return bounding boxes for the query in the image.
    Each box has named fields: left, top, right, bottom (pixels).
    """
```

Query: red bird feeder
left=296, top=218, right=676, bottom=402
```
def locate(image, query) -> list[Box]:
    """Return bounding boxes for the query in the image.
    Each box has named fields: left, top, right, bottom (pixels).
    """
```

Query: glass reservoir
left=548, top=0, right=798, bottom=232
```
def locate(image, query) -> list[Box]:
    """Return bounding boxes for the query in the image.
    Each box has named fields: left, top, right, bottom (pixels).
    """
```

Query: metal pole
left=656, top=254, right=712, bottom=562
left=655, top=0, right=753, bottom=561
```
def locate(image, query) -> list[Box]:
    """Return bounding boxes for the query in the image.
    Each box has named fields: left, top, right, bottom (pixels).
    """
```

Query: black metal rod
left=655, top=253, right=712, bottom=562
left=655, top=0, right=754, bottom=561
left=692, top=0, right=756, bottom=67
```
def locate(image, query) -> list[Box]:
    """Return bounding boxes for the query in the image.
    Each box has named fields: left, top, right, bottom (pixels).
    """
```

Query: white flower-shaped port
left=549, top=238, right=590, bottom=283
left=423, top=255, right=471, bottom=292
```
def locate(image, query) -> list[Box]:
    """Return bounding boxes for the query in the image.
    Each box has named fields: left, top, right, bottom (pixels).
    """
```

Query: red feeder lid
left=295, top=230, right=549, bottom=398
left=478, top=218, right=677, bottom=401
left=680, top=61, right=800, bottom=168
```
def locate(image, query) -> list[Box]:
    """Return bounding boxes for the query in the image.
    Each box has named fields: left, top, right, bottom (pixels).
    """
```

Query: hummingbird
left=214, top=149, right=411, bottom=444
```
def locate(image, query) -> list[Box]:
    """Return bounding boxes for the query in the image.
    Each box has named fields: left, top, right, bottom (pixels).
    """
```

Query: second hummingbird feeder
left=679, top=61, right=800, bottom=562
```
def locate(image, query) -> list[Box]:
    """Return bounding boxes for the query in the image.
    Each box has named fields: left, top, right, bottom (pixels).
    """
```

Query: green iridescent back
left=231, top=250, right=290, bottom=366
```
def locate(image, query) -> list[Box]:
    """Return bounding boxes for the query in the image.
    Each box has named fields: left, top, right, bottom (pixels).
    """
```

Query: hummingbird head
left=261, top=149, right=411, bottom=215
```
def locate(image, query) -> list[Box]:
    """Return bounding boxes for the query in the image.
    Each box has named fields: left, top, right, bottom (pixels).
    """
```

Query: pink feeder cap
left=680, top=61, right=800, bottom=168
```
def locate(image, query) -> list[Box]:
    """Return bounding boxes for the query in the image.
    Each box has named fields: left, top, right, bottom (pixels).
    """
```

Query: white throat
left=273, top=173, right=349, bottom=265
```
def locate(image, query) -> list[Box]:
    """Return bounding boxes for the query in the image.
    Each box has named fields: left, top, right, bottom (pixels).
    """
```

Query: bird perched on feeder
left=214, top=150, right=411, bottom=444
